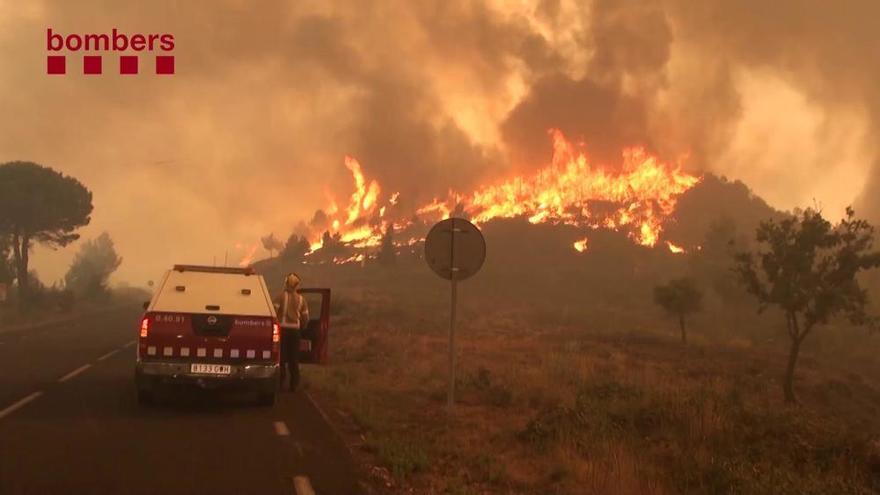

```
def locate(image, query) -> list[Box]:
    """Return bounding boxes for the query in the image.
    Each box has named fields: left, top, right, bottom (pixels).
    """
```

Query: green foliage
left=734, top=208, right=880, bottom=401
left=64, top=232, right=122, bottom=298
left=280, top=233, right=310, bottom=262
left=0, top=161, right=93, bottom=247
left=653, top=277, right=702, bottom=343
left=734, top=208, right=880, bottom=327
left=0, top=161, right=92, bottom=301
left=520, top=378, right=878, bottom=494
left=654, top=278, right=703, bottom=316
left=0, top=236, right=13, bottom=284
left=375, top=434, right=430, bottom=480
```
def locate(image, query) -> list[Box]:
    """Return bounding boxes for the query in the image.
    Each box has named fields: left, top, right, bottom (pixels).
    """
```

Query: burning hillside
left=297, top=129, right=700, bottom=264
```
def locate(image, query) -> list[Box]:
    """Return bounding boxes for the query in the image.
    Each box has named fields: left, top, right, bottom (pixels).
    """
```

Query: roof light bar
left=172, top=265, right=255, bottom=275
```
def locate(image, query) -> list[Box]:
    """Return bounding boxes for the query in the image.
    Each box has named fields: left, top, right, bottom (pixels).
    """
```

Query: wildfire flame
left=304, top=128, right=699, bottom=260
left=236, top=242, right=259, bottom=267
left=453, top=129, right=698, bottom=246
left=666, top=241, right=685, bottom=254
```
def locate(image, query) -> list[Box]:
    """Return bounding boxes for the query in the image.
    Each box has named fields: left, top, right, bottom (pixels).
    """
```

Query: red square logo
left=156, top=56, right=174, bottom=75
left=120, top=56, right=138, bottom=75
left=83, top=56, right=102, bottom=75
left=47, top=56, right=66, bottom=75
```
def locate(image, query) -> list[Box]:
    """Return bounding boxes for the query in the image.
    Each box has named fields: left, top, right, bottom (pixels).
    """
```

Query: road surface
left=0, top=306, right=361, bottom=495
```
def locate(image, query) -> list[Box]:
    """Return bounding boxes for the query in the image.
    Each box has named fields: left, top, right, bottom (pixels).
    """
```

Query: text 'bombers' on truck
left=134, top=265, right=331, bottom=407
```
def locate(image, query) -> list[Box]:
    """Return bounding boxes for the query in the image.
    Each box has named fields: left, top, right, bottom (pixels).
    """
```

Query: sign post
left=424, top=217, right=486, bottom=411
left=448, top=220, right=458, bottom=411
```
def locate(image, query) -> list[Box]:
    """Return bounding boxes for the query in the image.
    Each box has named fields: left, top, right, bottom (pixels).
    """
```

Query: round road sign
left=424, top=217, right=486, bottom=281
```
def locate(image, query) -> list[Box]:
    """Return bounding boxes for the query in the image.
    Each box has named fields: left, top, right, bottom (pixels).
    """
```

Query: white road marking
left=58, top=364, right=91, bottom=383
left=293, top=476, right=315, bottom=495
left=0, top=391, right=43, bottom=420
left=124, top=340, right=136, bottom=348
left=97, top=349, right=119, bottom=361
left=273, top=421, right=290, bottom=436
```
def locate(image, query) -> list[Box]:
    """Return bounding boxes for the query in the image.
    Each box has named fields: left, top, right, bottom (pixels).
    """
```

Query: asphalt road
left=0, top=306, right=361, bottom=495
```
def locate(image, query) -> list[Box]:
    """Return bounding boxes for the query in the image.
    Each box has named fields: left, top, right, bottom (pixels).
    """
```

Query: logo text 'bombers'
left=46, top=28, right=175, bottom=76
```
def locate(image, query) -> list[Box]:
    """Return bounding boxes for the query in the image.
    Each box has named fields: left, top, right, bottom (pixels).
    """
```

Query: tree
left=688, top=216, right=750, bottom=304
left=261, top=233, right=284, bottom=258
left=377, top=223, right=396, bottom=266
left=734, top=208, right=880, bottom=402
left=64, top=232, right=123, bottom=298
left=280, top=233, right=311, bottom=262
left=653, top=277, right=703, bottom=344
left=318, top=230, right=345, bottom=258
left=0, top=235, right=13, bottom=285
left=0, top=162, right=92, bottom=301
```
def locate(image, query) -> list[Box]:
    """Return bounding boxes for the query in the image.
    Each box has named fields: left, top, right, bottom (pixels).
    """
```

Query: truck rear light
left=272, top=322, right=280, bottom=343
left=139, top=317, right=150, bottom=338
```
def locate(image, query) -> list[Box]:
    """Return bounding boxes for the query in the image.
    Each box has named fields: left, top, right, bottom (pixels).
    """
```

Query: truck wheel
left=257, top=391, right=276, bottom=407
left=137, top=388, right=154, bottom=406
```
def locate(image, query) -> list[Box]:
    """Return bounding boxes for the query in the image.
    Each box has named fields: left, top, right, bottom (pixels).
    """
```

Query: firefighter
left=276, top=273, right=310, bottom=391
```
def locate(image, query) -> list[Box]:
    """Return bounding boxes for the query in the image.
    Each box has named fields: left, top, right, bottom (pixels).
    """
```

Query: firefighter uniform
left=277, top=273, right=309, bottom=391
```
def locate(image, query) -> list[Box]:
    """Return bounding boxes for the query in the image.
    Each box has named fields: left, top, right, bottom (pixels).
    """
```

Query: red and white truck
left=135, top=265, right=330, bottom=406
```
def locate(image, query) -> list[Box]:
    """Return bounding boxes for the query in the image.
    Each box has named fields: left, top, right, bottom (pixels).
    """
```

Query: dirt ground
left=302, top=288, right=880, bottom=495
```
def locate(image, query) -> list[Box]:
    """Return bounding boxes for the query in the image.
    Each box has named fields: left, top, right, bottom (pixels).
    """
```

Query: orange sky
left=0, top=0, right=876, bottom=285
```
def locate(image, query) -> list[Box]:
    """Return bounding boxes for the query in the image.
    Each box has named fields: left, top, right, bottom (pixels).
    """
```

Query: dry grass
left=302, top=284, right=880, bottom=495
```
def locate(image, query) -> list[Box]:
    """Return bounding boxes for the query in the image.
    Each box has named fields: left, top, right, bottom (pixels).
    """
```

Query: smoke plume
left=0, top=0, right=876, bottom=284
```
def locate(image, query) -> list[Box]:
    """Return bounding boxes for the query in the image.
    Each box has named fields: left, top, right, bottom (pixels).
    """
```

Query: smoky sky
left=0, top=0, right=877, bottom=285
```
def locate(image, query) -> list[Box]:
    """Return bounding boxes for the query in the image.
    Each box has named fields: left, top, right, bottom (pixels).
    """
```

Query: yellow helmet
left=284, top=273, right=301, bottom=291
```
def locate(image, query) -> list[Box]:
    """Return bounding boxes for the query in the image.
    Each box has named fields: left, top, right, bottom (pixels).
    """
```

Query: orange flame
left=237, top=243, right=259, bottom=267
left=306, top=129, right=699, bottom=260
left=666, top=241, right=685, bottom=254
left=445, top=129, right=699, bottom=247
left=343, top=156, right=381, bottom=226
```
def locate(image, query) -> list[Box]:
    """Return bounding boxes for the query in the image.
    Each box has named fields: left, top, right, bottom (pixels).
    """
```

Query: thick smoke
left=0, top=0, right=876, bottom=284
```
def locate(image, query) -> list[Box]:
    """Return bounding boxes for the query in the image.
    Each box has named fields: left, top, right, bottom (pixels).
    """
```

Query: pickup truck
left=135, top=265, right=330, bottom=406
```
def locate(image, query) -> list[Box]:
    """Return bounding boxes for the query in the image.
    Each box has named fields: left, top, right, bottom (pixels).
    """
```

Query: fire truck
left=135, top=265, right=330, bottom=406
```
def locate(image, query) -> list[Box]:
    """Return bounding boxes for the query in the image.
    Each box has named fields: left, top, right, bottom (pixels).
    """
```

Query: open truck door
left=298, top=288, right=331, bottom=365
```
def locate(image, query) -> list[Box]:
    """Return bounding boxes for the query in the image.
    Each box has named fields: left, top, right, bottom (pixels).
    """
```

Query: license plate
left=190, top=363, right=232, bottom=375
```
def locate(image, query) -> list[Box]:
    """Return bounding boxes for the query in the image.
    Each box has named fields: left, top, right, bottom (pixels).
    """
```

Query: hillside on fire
left=255, top=129, right=784, bottom=310
left=7, top=1, right=880, bottom=494
left=250, top=142, right=880, bottom=494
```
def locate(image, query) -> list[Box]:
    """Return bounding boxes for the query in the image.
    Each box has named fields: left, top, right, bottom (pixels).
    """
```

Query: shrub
left=375, top=434, right=430, bottom=480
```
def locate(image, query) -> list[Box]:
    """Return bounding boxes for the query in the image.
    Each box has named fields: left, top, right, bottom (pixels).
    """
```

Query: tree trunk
left=12, top=233, right=30, bottom=305
left=783, top=333, right=802, bottom=403
left=679, top=314, right=687, bottom=345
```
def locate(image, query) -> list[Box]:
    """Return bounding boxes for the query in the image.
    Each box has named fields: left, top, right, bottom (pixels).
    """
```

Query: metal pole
left=448, top=218, right=457, bottom=411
